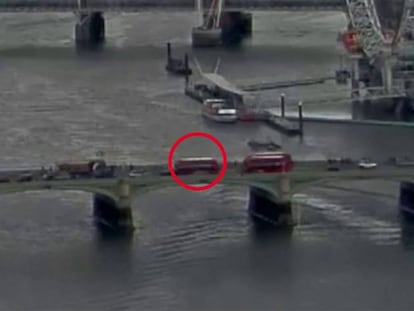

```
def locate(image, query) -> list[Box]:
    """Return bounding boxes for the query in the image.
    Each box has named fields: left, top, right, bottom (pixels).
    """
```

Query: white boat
left=358, top=158, right=377, bottom=169
left=201, top=98, right=238, bottom=123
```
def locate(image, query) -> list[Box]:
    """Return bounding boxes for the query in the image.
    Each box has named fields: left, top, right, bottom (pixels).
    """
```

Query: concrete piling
left=298, top=101, right=303, bottom=135
left=280, top=93, right=286, bottom=118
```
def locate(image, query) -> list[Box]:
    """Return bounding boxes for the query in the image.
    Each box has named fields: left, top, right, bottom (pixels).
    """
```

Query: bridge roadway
left=0, top=160, right=413, bottom=199
left=0, top=0, right=346, bottom=12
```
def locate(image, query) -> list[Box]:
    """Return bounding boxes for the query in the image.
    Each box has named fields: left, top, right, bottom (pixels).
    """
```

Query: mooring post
left=184, top=53, right=189, bottom=71
left=167, top=42, right=172, bottom=62
left=280, top=93, right=285, bottom=118
left=184, top=73, right=190, bottom=91
left=298, top=101, right=303, bottom=136
left=184, top=53, right=189, bottom=86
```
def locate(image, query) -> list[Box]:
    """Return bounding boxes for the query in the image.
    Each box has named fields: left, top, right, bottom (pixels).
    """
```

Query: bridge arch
left=128, top=179, right=293, bottom=226
left=129, top=173, right=389, bottom=201
left=130, top=179, right=281, bottom=199
left=0, top=179, right=285, bottom=234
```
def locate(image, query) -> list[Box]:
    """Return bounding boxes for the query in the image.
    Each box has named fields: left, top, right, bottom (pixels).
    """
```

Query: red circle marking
left=168, top=132, right=227, bottom=191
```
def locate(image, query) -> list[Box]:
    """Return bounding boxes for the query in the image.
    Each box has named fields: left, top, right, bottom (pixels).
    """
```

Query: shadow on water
left=94, top=228, right=135, bottom=245
left=75, top=44, right=106, bottom=56
left=352, top=98, right=414, bottom=123
left=249, top=221, right=293, bottom=247
left=400, top=215, right=414, bottom=250
left=246, top=221, right=294, bottom=287
left=86, top=230, right=136, bottom=281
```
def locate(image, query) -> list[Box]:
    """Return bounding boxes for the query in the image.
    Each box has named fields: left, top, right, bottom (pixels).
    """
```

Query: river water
left=1, top=10, right=414, bottom=310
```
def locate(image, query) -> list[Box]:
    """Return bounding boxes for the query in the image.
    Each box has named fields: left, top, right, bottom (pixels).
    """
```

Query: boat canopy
left=202, top=73, right=247, bottom=96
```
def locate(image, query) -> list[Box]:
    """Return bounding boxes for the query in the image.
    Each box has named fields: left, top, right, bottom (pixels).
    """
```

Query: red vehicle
left=174, top=157, right=220, bottom=175
left=56, top=159, right=106, bottom=178
left=242, top=152, right=294, bottom=173
left=341, top=30, right=362, bottom=53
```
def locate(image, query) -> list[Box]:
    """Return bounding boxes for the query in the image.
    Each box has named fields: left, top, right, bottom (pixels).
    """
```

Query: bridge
left=2, top=159, right=414, bottom=235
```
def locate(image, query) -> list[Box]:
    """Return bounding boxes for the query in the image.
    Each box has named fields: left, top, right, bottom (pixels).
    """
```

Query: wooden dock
left=184, top=83, right=303, bottom=136
left=263, top=112, right=302, bottom=136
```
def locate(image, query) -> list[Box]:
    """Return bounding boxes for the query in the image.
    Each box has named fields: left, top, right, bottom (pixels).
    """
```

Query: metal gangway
left=239, top=76, right=336, bottom=92
left=244, top=85, right=408, bottom=114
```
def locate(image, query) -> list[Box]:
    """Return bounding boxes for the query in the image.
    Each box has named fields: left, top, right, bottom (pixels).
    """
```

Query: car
left=327, top=157, right=341, bottom=163
left=94, top=167, right=115, bottom=178
left=327, top=157, right=351, bottom=164
left=358, top=159, right=377, bottom=169
left=159, top=169, right=172, bottom=176
left=42, top=172, right=55, bottom=180
left=128, top=171, right=143, bottom=178
left=16, top=173, right=33, bottom=182
left=327, top=165, right=340, bottom=171
left=242, top=152, right=293, bottom=174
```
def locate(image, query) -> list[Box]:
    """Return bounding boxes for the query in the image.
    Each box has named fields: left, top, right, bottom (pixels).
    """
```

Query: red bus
left=242, top=152, right=294, bottom=173
left=174, top=157, right=220, bottom=175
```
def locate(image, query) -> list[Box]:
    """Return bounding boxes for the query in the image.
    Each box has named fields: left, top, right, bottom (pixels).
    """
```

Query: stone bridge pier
left=75, top=12, right=105, bottom=47
left=248, top=175, right=294, bottom=227
left=93, top=179, right=134, bottom=235
left=220, top=11, right=252, bottom=46
left=192, top=0, right=252, bottom=47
